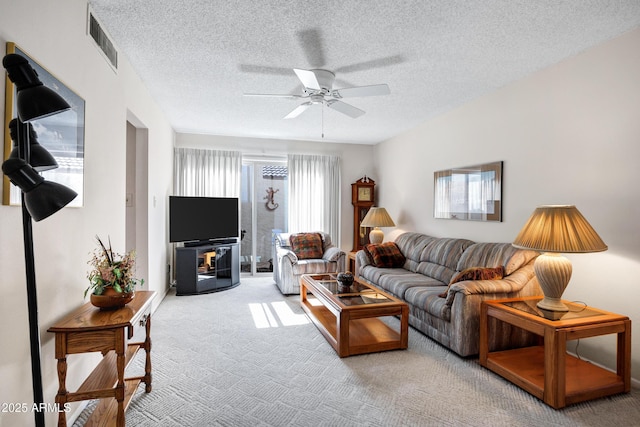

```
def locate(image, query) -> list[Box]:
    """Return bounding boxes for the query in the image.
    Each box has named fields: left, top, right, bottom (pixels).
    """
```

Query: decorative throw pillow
left=289, top=233, right=324, bottom=260
left=439, top=266, right=505, bottom=298
left=364, top=242, right=406, bottom=268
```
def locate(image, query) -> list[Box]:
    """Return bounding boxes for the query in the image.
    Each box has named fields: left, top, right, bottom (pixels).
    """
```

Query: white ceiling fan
left=244, top=68, right=390, bottom=119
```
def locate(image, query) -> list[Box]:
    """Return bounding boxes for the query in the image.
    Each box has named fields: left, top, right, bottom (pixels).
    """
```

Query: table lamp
left=512, top=205, right=607, bottom=319
left=361, top=207, right=395, bottom=244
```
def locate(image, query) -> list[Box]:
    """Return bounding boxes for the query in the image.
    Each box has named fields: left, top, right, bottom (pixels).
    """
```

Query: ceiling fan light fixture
left=248, top=67, right=390, bottom=120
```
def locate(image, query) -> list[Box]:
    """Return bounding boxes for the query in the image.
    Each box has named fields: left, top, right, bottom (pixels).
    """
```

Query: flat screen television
left=169, top=196, right=239, bottom=245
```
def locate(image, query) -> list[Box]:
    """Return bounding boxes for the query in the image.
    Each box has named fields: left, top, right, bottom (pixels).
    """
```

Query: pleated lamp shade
left=361, top=207, right=396, bottom=244
left=512, top=205, right=607, bottom=253
left=361, top=207, right=396, bottom=228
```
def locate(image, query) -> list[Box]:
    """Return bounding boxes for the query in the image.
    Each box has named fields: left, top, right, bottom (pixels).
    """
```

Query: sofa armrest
left=355, top=250, right=372, bottom=276
left=277, top=247, right=298, bottom=265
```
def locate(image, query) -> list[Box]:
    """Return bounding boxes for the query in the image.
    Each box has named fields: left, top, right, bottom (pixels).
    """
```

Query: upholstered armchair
left=273, top=232, right=346, bottom=294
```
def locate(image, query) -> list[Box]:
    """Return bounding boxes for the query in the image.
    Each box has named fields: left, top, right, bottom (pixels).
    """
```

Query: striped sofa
left=356, top=232, right=542, bottom=357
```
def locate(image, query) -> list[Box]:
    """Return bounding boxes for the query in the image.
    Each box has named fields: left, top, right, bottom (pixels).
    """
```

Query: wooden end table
left=48, top=290, right=155, bottom=426
left=347, top=251, right=357, bottom=274
left=300, top=274, right=408, bottom=357
left=480, top=296, right=631, bottom=409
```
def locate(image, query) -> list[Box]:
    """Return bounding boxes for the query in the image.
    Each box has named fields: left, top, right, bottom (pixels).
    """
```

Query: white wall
left=375, top=28, right=640, bottom=379
left=0, top=1, right=174, bottom=426
left=175, top=133, right=375, bottom=251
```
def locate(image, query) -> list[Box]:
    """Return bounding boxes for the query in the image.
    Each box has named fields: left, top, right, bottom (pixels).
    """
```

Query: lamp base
left=536, top=296, right=569, bottom=314
left=534, top=252, right=572, bottom=319
left=368, top=227, right=384, bottom=244
left=537, top=305, right=568, bottom=320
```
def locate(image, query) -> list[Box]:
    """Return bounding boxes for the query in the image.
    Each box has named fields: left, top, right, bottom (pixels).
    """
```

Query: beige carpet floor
left=73, top=277, right=640, bottom=426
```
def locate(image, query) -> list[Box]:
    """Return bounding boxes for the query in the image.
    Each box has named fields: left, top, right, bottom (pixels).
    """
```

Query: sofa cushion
left=290, top=233, right=323, bottom=259
left=275, top=232, right=292, bottom=249
left=394, top=232, right=437, bottom=271
left=364, top=242, right=406, bottom=268
left=439, top=266, right=505, bottom=297
left=414, top=238, right=475, bottom=284
left=404, top=287, right=451, bottom=321
left=457, top=242, right=538, bottom=276
left=360, top=266, right=440, bottom=299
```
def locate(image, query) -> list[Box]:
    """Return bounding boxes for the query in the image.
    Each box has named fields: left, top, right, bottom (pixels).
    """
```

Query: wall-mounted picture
left=3, top=42, right=85, bottom=207
left=434, top=161, right=502, bottom=222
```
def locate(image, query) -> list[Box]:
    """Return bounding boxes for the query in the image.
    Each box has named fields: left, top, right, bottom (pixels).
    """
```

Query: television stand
left=183, top=238, right=238, bottom=247
left=175, top=242, right=240, bottom=295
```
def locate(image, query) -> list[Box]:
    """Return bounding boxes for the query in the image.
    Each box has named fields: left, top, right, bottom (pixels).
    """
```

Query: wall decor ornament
left=434, top=161, right=502, bottom=222
left=3, top=42, right=85, bottom=206
left=264, top=186, right=279, bottom=210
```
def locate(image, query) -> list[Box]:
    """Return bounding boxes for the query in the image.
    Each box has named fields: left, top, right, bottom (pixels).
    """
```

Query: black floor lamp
left=2, top=53, right=77, bottom=427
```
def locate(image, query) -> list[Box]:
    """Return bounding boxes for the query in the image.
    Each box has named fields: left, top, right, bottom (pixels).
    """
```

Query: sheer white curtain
left=434, top=170, right=452, bottom=218
left=174, top=148, right=241, bottom=197
left=288, top=154, right=340, bottom=243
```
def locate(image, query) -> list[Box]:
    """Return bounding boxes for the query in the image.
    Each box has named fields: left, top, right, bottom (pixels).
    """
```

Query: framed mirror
left=434, top=161, right=502, bottom=222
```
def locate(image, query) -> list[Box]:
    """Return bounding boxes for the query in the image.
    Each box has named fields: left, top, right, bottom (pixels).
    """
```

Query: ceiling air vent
left=87, top=8, right=118, bottom=71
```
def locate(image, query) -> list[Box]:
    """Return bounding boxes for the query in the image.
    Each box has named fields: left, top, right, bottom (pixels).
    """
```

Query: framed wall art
left=434, top=161, right=502, bottom=222
left=3, top=42, right=85, bottom=206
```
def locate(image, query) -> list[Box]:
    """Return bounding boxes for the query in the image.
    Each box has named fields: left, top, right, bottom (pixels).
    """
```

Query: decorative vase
left=90, top=287, right=134, bottom=310
left=337, top=271, right=354, bottom=293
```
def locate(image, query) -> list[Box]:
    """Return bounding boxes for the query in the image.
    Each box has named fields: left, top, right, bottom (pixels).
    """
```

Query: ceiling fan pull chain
left=321, top=103, right=324, bottom=139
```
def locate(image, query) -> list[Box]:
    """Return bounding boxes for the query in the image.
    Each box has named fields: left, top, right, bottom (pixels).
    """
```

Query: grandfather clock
left=351, top=177, right=375, bottom=251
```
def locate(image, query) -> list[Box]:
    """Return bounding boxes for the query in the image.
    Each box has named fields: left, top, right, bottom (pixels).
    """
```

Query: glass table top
left=314, top=278, right=393, bottom=306
left=499, top=298, right=604, bottom=321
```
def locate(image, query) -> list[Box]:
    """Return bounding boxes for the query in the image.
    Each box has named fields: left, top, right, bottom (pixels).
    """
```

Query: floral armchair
left=273, top=232, right=346, bottom=294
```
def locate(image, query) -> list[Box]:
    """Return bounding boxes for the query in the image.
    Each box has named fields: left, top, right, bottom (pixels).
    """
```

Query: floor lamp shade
left=2, top=158, right=77, bottom=221
left=9, top=119, right=58, bottom=171
left=361, top=207, right=396, bottom=244
left=512, top=205, right=607, bottom=318
left=2, top=54, right=71, bottom=122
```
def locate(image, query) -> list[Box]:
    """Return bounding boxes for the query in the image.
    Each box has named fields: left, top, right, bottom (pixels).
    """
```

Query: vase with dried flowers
left=85, top=235, right=144, bottom=310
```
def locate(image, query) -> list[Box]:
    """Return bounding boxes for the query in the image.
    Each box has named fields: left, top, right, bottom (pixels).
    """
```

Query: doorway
left=125, top=118, right=149, bottom=288
left=240, top=157, right=288, bottom=275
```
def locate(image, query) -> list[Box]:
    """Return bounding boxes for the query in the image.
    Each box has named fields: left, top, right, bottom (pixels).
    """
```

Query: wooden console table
left=480, top=296, right=630, bottom=408
left=48, top=290, right=155, bottom=426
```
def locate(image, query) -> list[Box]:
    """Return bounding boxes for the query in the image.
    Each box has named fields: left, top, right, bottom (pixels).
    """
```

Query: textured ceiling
left=88, top=1, right=640, bottom=145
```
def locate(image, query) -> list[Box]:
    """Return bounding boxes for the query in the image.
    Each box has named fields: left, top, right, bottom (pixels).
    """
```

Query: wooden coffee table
left=300, top=274, right=408, bottom=357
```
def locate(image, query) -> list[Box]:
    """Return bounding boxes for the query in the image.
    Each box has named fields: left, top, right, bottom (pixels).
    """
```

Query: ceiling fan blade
left=326, top=100, right=365, bottom=118
left=293, top=68, right=321, bottom=90
left=243, top=93, right=303, bottom=99
left=296, top=28, right=326, bottom=68
left=332, top=84, right=390, bottom=98
left=284, top=102, right=313, bottom=119
left=334, top=54, right=405, bottom=74
left=239, top=64, right=293, bottom=76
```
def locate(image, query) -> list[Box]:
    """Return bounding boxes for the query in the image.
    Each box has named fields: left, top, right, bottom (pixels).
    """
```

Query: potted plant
left=85, top=235, right=144, bottom=309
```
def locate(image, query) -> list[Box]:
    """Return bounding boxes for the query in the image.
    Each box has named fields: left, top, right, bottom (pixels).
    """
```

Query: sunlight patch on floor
left=248, top=301, right=310, bottom=328
left=270, top=301, right=310, bottom=326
